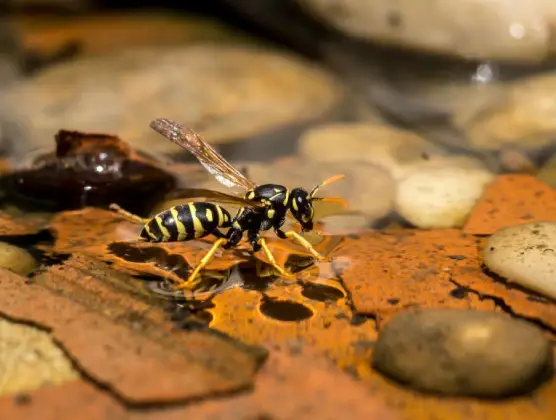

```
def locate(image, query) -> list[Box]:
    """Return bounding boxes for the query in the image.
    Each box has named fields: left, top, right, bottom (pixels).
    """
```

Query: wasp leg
left=276, top=229, right=326, bottom=261
left=258, top=237, right=295, bottom=279
left=109, top=203, right=149, bottom=224
left=174, top=237, right=228, bottom=290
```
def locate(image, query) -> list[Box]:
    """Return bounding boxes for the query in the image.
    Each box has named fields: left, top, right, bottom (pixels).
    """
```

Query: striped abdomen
left=139, top=202, right=232, bottom=242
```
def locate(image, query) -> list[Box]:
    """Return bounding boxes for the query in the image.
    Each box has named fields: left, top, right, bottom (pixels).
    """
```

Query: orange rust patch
left=0, top=211, right=49, bottom=236
left=0, top=260, right=263, bottom=404
left=209, top=274, right=378, bottom=376
left=331, top=230, right=496, bottom=328
left=464, top=174, right=556, bottom=235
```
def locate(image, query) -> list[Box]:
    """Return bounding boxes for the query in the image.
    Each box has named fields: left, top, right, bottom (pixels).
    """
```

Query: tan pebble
left=483, top=222, right=556, bottom=300
left=0, top=318, right=79, bottom=395
left=0, top=242, right=37, bottom=276
left=395, top=165, right=494, bottom=228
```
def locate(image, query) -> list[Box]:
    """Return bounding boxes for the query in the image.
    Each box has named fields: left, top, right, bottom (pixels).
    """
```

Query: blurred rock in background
left=2, top=0, right=556, bottom=223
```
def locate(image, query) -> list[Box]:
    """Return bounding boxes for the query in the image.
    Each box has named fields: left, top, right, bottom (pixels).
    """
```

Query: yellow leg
left=259, top=238, right=295, bottom=279
left=109, top=203, right=149, bottom=224
left=284, top=231, right=326, bottom=261
left=174, top=238, right=227, bottom=290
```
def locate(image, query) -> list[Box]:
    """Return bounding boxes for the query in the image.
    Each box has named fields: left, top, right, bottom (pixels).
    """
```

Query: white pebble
left=395, top=166, right=493, bottom=228
left=484, top=222, right=556, bottom=300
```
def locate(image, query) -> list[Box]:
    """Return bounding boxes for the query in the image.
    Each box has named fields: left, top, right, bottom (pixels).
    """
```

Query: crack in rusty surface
left=448, top=277, right=556, bottom=337
left=331, top=230, right=495, bottom=329
left=481, top=266, right=556, bottom=306
left=0, top=344, right=397, bottom=420
left=0, top=312, right=264, bottom=410
left=450, top=252, right=556, bottom=339
left=0, top=259, right=267, bottom=406
left=329, top=261, right=379, bottom=334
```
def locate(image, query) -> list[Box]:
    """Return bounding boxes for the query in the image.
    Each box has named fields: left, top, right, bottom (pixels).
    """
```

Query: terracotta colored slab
left=451, top=257, right=556, bottom=334
left=208, top=276, right=379, bottom=375
left=0, top=346, right=397, bottom=420
left=464, top=175, right=556, bottom=235
left=0, top=265, right=262, bottom=405
left=0, top=212, right=48, bottom=236
left=0, top=381, right=124, bottom=420
left=3, top=346, right=556, bottom=420
left=331, top=230, right=495, bottom=327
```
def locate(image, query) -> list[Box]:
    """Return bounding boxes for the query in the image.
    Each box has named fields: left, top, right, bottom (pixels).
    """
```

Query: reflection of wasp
left=110, top=118, right=345, bottom=290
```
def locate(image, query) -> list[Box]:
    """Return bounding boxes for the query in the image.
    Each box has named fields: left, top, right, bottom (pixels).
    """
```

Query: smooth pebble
left=372, top=308, right=553, bottom=397
left=0, top=242, right=37, bottom=276
left=395, top=165, right=494, bottom=228
left=484, top=222, right=556, bottom=300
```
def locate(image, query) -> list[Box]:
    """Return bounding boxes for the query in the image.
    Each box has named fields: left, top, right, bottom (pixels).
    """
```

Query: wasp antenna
left=312, top=196, right=348, bottom=207
left=310, top=174, right=345, bottom=198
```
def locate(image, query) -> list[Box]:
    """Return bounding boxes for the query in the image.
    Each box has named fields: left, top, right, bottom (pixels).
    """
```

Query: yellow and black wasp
left=110, top=118, right=345, bottom=290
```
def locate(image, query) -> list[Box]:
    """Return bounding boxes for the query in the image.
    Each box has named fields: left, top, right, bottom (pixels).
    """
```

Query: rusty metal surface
left=1, top=172, right=556, bottom=418
left=331, top=229, right=495, bottom=327
left=464, top=175, right=556, bottom=236
left=0, top=263, right=264, bottom=404
left=0, top=346, right=397, bottom=420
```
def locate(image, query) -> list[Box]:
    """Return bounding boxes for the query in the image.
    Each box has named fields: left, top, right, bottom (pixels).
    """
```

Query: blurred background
left=2, top=0, right=556, bottom=230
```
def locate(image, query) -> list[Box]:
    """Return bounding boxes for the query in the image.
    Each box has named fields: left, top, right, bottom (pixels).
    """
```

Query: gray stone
left=372, top=308, right=553, bottom=397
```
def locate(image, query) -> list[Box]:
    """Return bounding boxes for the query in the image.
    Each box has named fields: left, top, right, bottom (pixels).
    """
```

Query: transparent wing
left=164, top=188, right=266, bottom=209
left=150, top=118, right=256, bottom=191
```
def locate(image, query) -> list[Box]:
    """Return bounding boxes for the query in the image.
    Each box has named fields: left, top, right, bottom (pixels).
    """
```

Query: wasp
left=110, top=118, right=345, bottom=290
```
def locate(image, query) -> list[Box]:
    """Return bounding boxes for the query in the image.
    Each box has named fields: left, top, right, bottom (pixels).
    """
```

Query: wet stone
left=1, top=44, right=342, bottom=159
left=537, top=152, right=556, bottom=188
left=0, top=242, right=37, bottom=276
left=457, top=72, right=556, bottom=151
left=371, top=308, right=553, bottom=398
left=298, top=0, right=555, bottom=62
left=0, top=318, right=79, bottom=395
left=3, top=129, right=176, bottom=214
left=395, top=163, right=494, bottom=228
left=298, top=122, right=445, bottom=181
left=483, top=222, right=556, bottom=300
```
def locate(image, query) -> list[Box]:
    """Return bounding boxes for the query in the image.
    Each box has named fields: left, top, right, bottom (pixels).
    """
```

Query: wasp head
left=289, top=187, right=314, bottom=232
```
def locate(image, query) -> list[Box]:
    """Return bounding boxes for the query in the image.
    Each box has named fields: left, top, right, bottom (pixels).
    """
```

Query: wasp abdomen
left=140, top=202, right=232, bottom=242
